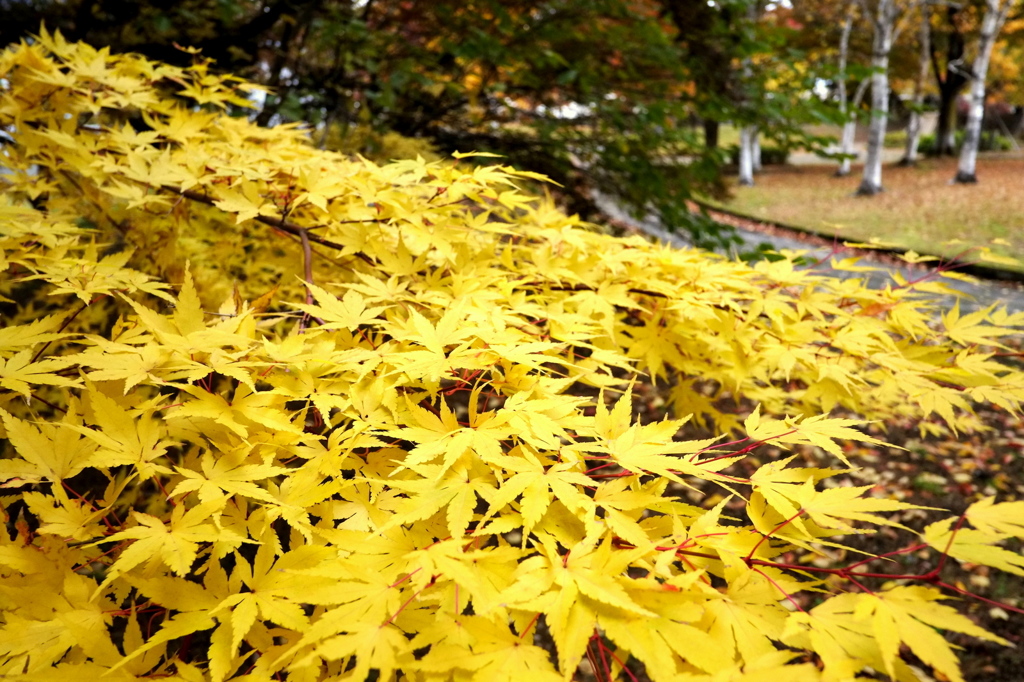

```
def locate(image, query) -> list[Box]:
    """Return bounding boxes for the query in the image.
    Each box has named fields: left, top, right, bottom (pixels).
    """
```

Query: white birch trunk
left=902, top=5, right=931, bottom=165
left=738, top=126, right=756, bottom=186
left=857, top=0, right=896, bottom=195
left=737, top=1, right=762, bottom=187
left=838, top=120, right=857, bottom=176
left=954, top=0, right=1011, bottom=183
left=839, top=80, right=870, bottom=177
left=752, top=130, right=762, bottom=172
left=836, top=6, right=856, bottom=177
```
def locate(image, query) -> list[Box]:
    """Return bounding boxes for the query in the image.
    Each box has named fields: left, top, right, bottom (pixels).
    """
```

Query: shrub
left=917, top=130, right=1015, bottom=154
left=2, top=33, right=1024, bottom=682
left=728, top=144, right=789, bottom=166
left=883, top=131, right=906, bottom=148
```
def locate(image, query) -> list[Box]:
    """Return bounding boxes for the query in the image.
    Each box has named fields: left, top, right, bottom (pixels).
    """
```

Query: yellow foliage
left=2, top=32, right=1024, bottom=681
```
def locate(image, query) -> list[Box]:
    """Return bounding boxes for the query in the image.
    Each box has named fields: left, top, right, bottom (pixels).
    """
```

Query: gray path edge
left=592, top=190, right=1024, bottom=316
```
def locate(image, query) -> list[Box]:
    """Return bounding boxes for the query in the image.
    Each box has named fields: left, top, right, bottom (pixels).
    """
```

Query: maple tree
left=0, top=0, right=721, bottom=241
left=2, top=34, right=1024, bottom=682
left=1, top=0, right=842, bottom=247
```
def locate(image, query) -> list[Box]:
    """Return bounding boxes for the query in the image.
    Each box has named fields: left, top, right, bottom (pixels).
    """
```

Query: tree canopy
left=1, top=0, right=849, bottom=246
left=2, top=33, right=1024, bottom=682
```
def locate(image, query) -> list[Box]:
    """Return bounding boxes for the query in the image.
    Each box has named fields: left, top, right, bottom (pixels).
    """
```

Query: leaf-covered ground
left=669, top=191, right=1024, bottom=681
left=844, top=403, right=1024, bottom=682
left=714, top=155, right=1024, bottom=274
left=627, top=337, right=1024, bottom=681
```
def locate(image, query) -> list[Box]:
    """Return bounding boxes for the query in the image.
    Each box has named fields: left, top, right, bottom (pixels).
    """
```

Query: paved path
left=593, top=190, right=1024, bottom=316
left=786, top=146, right=906, bottom=167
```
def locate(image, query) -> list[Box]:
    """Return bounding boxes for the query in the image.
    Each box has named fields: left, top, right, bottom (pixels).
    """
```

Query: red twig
left=518, top=612, right=542, bottom=641
left=746, top=509, right=806, bottom=561
left=382, top=577, right=435, bottom=628
left=752, top=567, right=807, bottom=613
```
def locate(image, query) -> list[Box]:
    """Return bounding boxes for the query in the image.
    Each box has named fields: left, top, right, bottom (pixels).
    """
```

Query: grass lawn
left=714, top=154, right=1024, bottom=273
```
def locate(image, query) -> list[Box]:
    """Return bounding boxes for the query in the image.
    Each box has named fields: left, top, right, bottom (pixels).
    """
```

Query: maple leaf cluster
left=1, top=32, right=1023, bottom=682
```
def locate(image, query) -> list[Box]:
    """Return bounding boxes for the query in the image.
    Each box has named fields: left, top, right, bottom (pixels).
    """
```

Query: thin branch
left=32, top=301, right=89, bottom=362
left=298, top=227, right=314, bottom=333
left=173, top=188, right=375, bottom=265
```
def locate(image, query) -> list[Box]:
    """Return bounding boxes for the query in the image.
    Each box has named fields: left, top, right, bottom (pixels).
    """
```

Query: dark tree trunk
left=935, top=75, right=973, bottom=157
left=929, top=5, right=969, bottom=156
left=935, top=94, right=958, bottom=155
left=703, top=120, right=720, bottom=150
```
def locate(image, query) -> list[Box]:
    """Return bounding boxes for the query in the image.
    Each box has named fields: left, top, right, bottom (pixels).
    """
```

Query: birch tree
left=738, top=0, right=765, bottom=187
left=901, top=3, right=933, bottom=165
left=953, top=0, right=1014, bottom=183
left=835, top=2, right=869, bottom=177
left=857, top=0, right=900, bottom=194
left=838, top=81, right=871, bottom=175
left=856, top=0, right=926, bottom=194
left=738, top=126, right=757, bottom=185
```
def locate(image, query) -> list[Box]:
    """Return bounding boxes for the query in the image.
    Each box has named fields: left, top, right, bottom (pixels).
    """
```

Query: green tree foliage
left=661, top=0, right=833, bottom=151
left=0, top=0, right=843, bottom=248
left=786, top=0, right=925, bottom=97
left=3, top=35, right=1024, bottom=681
left=0, top=0, right=716, bottom=243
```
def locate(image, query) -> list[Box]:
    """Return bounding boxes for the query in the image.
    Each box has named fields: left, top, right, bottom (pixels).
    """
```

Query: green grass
left=714, top=124, right=742, bottom=149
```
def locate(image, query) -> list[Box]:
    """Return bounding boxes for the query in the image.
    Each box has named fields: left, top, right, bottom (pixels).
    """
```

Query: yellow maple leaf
left=95, top=501, right=234, bottom=587
left=291, top=281, right=387, bottom=331
left=0, top=350, right=80, bottom=396
left=964, top=496, right=1024, bottom=537
left=924, top=517, right=1024, bottom=576
left=0, top=407, right=96, bottom=486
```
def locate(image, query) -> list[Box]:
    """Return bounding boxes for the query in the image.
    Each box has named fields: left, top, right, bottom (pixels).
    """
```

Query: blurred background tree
left=0, top=0, right=842, bottom=248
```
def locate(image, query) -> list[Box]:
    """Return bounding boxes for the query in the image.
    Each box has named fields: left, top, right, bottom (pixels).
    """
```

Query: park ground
left=622, top=355, right=1024, bottom=681
left=679, top=131, right=1024, bottom=679
left=715, top=153, right=1024, bottom=275
left=698, top=148, right=1024, bottom=681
